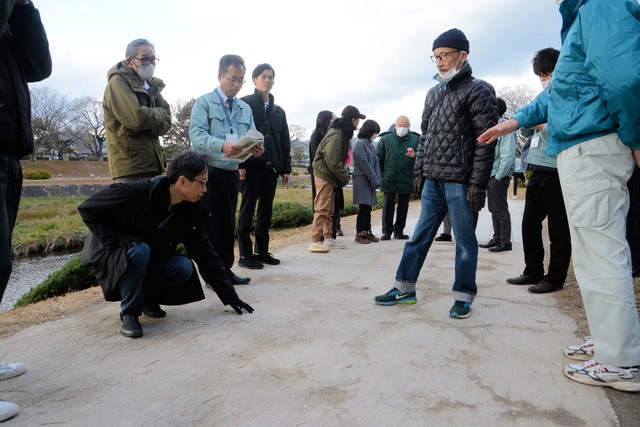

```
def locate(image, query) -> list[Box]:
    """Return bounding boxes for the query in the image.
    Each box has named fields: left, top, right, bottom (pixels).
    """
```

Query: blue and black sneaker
left=449, top=300, right=471, bottom=318
left=374, top=287, right=417, bottom=306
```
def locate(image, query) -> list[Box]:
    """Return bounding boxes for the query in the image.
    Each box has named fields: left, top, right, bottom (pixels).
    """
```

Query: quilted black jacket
left=414, top=62, right=497, bottom=187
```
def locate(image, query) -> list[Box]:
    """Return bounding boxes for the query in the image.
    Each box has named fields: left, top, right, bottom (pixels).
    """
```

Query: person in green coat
left=376, top=115, right=419, bottom=240
left=103, top=39, right=171, bottom=182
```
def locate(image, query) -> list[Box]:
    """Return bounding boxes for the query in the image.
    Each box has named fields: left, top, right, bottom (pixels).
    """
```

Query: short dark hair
left=532, top=48, right=560, bottom=76
left=252, top=63, right=274, bottom=79
left=497, top=98, right=507, bottom=117
left=219, top=54, right=245, bottom=75
left=166, top=152, right=210, bottom=184
left=357, top=119, right=381, bottom=139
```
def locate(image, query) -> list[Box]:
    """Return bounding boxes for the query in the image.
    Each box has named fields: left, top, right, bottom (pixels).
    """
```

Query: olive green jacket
left=103, top=62, right=171, bottom=179
left=312, top=128, right=350, bottom=187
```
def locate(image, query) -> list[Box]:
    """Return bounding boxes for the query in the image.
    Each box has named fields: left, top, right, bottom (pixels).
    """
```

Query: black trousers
left=512, top=172, right=526, bottom=196
left=382, top=192, right=409, bottom=237
left=627, top=165, right=640, bottom=276
left=487, top=176, right=511, bottom=244
left=0, top=152, right=22, bottom=303
left=202, top=167, right=239, bottom=275
left=356, top=204, right=372, bottom=233
left=522, top=170, right=572, bottom=286
left=237, top=165, right=278, bottom=257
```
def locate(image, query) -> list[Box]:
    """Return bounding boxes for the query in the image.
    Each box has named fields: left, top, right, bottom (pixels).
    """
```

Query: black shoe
left=238, top=256, right=264, bottom=270
left=528, top=281, right=563, bottom=294
left=393, top=233, right=410, bottom=240
left=434, top=233, right=452, bottom=242
left=506, top=274, right=543, bottom=285
left=336, top=227, right=344, bottom=237
left=254, top=252, right=280, bottom=265
left=488, top=242, right=512, bottom=252
left=380, top=234, right=391, bottom=241
left=120, top=314, right=143, bottom=338
left=229, top=274, right=251, bottom=285
left=479, top=238, right=499, bottom=248
left=143, top=303, right=166, bottom=318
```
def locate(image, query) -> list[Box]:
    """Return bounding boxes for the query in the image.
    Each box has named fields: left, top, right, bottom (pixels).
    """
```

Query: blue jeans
left=394, top=179, right=479, bottom=303
left=119, top=242, right=194, bottom=316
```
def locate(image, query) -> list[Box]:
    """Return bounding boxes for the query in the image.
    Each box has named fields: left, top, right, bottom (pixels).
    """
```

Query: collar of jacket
left=252, top=88, right=274, bottom=107
left=559, top=0, right=587, bottom=42
left=432, top=61, right=473, bottom=89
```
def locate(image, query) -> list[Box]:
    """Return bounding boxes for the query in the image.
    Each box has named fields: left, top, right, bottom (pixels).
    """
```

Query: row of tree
left=28, top=84, right=534, bottom=162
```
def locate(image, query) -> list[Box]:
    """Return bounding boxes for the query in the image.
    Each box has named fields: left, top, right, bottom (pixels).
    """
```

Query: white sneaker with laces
left=0, top=361, right=26, bottom=381
left=308, top=242, right=330, bottom=253
left=323, top=238, right=345, bottom=249
left=0, top=401, right=19, bottom=422
left=564, top=336, right=595, bottom=361
left=563, top=359, right=640, bottom=392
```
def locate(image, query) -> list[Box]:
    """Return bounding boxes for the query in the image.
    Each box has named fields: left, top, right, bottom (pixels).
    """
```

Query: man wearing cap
left=309, top=105, right=365, bottom=253
left=374, top=28, right=498, bottom=319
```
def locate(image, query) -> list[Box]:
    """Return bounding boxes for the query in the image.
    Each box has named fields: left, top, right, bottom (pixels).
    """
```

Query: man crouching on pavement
left=78, top=151, right=254, bottom=338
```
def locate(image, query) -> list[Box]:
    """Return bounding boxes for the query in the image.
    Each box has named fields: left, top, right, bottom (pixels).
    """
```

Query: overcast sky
left=31, top=0, right=563, bottom=137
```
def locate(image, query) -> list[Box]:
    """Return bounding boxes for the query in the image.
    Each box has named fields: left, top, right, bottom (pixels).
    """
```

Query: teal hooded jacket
left=514, top=0, right=640, bottom=156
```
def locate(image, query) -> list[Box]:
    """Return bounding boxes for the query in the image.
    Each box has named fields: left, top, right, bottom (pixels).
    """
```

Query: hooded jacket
left=78, top=176, right=241, bottom=307
left=312, top=126, right=350, bottom=188
left=103, top=62, right=171, bottom=179
left=514, top=0, right=640, bottom=155
left=414, top=61, right=497, bottom=186
left=240, top=89, right=292, bottom=174
left=0, top=0, right=51, bottom=156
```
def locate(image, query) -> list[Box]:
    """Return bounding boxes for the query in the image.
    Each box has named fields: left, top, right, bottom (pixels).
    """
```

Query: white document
left=221, top=129, right=264, bottom=162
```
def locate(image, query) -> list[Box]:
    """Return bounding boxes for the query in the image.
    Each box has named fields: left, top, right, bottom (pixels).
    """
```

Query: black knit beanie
left=432, top=28, right=469, bottom=53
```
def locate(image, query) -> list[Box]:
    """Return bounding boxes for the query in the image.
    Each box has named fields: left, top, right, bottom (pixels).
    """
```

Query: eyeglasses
left=130, top=56, right=159, bottom=66
left=225, top=76, right=246, bottom=86
left=430, top=50, right=459, bottom=63
left=192, top=178, right=208, bottom=189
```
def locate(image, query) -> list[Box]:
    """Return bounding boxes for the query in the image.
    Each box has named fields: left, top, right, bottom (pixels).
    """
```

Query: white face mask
left=136, top=63, right=155, bottom=81
left=438, top=55, right=462, bottom=82
left=395, top=127, right=409, bottom=138
left=541, top=79, right=550, bottom=90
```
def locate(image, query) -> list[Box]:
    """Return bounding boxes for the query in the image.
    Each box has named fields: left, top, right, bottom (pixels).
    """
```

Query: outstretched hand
left=478, top=118, right=519, bottom=144
left=229, top=298, right=254, bottom=315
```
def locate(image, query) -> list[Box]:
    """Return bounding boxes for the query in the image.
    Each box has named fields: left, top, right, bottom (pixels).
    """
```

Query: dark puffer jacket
left=414, top=62, right=497, bottom=187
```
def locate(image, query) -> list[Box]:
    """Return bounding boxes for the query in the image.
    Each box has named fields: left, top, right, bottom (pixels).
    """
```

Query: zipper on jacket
left=459, top=135, right=465, bottom=164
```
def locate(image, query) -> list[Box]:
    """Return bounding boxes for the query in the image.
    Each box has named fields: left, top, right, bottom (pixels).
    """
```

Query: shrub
left=271, top=202, right=313, bottom=228
left=14, top=254, right=97, bottom=307
left=23, top=169, right=52, bottom=180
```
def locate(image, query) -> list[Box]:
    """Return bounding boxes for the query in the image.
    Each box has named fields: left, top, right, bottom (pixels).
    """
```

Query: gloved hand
left=467, top=184, right=486, bottom=212
left=229, top=298, right=254, bottom=315
left=414, top=175, right=425, bottom=197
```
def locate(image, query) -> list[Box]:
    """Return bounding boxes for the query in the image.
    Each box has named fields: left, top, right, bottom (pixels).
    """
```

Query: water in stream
left=0, top=252, right=78, bottom=312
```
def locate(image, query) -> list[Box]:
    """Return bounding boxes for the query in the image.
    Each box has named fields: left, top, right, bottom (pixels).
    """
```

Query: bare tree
left=163, top=98, right=195, bottom=158
left=497, top=84, right=536, bottom=118
left=67, top=97, right=106, bottom=160
left=288, top=124, right=306, bottom=143
left=30, top=86, right=71, bottom=161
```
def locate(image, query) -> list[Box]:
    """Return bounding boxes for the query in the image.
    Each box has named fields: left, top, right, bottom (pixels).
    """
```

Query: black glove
left=229, top=298, right=254, bottom=315
left=414, top=175, right=425, bottom=197
left=467, top=184, right=486, bottom=212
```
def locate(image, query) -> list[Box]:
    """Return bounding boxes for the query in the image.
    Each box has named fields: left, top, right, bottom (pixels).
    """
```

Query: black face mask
left=0, top=0, right=16, bottom=36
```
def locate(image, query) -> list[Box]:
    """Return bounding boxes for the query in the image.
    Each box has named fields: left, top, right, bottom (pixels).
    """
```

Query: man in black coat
left=78, top=152, right=254, bottom=339
left=0, top=1, right=51, bottom=421
left=237, top=63, right=292, bottom=268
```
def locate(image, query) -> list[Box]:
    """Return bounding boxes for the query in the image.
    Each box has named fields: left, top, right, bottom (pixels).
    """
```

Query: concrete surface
left=0, top=199, right=630, bottom=426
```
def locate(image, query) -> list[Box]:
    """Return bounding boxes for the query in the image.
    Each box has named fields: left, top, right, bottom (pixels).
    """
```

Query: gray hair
left=218, top=54, right=245, bottom=75
left=125, top=39, right=155, bottom=58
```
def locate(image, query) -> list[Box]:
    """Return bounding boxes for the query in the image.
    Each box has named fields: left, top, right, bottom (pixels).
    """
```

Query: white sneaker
left=323, top=238, right=345, bottom=249
left=564, top=359, right=640, bottom=392
left=0, top=362, right=26, bottom=381
left=0, top=401, right=19, bottom=422
left=308, top=242, right=329, bottom=253
left=564, top=336, right=595, bottom=361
